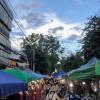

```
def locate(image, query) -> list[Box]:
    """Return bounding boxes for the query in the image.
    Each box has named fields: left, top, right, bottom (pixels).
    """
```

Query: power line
left=10, top=39, right=21, bottom=48
left=7, top=0, right=27, bottom=39
left=6, top=0, right=28, bottom=54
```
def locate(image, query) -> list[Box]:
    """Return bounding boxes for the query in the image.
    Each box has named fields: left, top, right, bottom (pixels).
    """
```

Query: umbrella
left=0, top=71, right=27, bottom=97
left=2, top=68, right=38, bottom=83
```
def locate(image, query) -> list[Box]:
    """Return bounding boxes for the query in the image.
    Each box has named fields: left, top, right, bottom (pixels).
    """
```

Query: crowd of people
left=26, top=78, right=97, bottom=100
left=26, top=78, right=68, bottom=100
left=1, top=78, right=98, bottom=100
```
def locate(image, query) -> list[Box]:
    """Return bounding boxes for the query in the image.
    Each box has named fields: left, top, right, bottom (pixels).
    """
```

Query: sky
left=9, top=0, right=100, bottom=55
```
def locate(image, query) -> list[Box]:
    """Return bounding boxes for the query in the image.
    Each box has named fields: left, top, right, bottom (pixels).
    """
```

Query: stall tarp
left=68, top=57, right=96, bottom=77
left=2, top=68, right=38, bottom=83
left=69, top=66, right=95, bottom=80
left=69, top=57, right=100, bottom=80
left=53, top=71, right=65, bottom=78
left=95, top=60, right=100, bottom=75
left=25, top=69, right=47, bottom=78
left=0, top=71, right=27, bottom=97
left=75, top=57, right=96, bottom=72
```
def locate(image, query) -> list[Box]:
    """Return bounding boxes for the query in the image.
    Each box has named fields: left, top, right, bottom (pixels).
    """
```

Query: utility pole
left=32, top=44, right=35, bottom=71
left=31, top=43, right=35, bottom=71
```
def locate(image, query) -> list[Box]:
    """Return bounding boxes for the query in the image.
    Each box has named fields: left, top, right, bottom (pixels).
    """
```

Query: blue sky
left=12, top=0, right=100, bottom=22
left=36, top=0, right=100, bottom=22
left=10, top=0, right=100, bottom=55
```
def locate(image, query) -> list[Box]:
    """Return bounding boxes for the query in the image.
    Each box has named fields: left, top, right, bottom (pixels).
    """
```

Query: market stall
left=68, top=57, right=100, bottom=80
left=53, top=70, right=65, bottom=78
left=25, top=68, right=47, bottom=79
left=2, top=68, right=38, bottom=83
left=0, top=71, right=27, bottom=97
left=67, top=57, right=100, bottom=99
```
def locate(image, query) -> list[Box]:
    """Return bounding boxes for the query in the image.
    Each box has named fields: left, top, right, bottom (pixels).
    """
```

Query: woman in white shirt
left=46, top=86, right=62, bottom=100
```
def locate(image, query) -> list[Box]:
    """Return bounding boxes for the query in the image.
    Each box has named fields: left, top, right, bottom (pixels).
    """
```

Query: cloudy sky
left=9, top=0, right=100, bottom=55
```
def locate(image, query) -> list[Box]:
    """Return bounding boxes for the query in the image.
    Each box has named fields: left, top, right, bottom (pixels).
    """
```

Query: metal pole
left=31, top=45, right=33, bottom=70
left=32, top=45, right=35, bottom=71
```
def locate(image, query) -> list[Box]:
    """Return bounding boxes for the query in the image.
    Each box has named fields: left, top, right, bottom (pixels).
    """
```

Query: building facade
left=0, top=0, right=13, bottom=68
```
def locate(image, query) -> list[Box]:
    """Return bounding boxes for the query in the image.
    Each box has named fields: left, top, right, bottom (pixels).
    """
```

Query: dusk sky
left=9, top=0, right=100, bottom=55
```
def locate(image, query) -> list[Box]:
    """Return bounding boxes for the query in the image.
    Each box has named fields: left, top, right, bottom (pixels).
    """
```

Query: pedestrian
left=46, top=85, right=62, bottom=100
left=28, top=84, right=35, bottom=100
left=41, top=82, right=46, bottom=100
left=36, top=81, right=41, bottom=100
left=46, top=82, right=51, bottom=95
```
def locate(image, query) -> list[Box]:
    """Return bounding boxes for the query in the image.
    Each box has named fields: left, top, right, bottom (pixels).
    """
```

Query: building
left=0, top=0, right=13, bottom=69
left=9, top=52, right=29, bottom=69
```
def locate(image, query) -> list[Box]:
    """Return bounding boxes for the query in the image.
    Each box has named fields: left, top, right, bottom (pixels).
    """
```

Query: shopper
left=46, top=85, right=62, bottom=100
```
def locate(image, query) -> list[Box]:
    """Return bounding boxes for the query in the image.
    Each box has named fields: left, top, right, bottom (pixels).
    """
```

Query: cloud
left=15, top=1, right=41, bottom=11
left=48, top=26, right=64, bottom=34
left=10, top=38, right=22, bottom=51
left=21, top=12, right=56, bottom=28
left=60, top=36, right=82, bottom=55
left=67, top=34, right=80, bottom=40
left=11, top=12, right=84, bottom=53
left=10, top=32, right=23, bottom=39
left=22, top=12, right=83, bottom=38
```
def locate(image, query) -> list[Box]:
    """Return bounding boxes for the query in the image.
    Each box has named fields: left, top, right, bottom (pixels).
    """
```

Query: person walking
left=36, top=82, right=41, bottom=100
left=46, top=85, right=62, bottom=100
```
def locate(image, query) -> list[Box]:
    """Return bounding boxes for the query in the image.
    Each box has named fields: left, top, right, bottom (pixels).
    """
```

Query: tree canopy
left=21, top=33, right=63, bottom=74
left=82, top=15, right=100, bottom=62
left=60, top=52, right=84, bottom=72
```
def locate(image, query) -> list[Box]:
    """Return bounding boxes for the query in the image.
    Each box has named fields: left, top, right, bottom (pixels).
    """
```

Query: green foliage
left=61, top=52, right=84, bottom=72
left=21, top=33, right=63, bottom=74
left=82, top=15, right=100, bottom=62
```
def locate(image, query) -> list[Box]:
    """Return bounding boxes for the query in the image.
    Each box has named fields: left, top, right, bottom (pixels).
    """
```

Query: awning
left=2, top=68, right=38, bottom=83
left=95, top=59, right=100, bottom=75
left=25, top=68, right=47, bottom=78
left=0, top=71, right=27, bottom=97
left=53, top=70, right=65, bottom=78
left=69, top=66, right=95, bottom=80
left=68, top=57, right=100, bottom=80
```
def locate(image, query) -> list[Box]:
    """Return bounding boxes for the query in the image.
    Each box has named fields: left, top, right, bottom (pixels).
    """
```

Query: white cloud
left=24, top=12, right=83, bottom=37
left=10, top=12, right=84, bottom=52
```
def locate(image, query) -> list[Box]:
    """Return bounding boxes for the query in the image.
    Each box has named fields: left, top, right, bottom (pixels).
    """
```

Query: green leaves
left=82, top=15, right=100, bottom=61
left=61, top=52, right=84, bottom=72
left=21, top=33, right=63, bottom=74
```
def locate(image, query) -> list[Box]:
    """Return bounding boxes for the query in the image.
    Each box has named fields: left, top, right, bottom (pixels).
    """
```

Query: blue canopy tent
left=25, top=69, right=47, bottom=79
left=34, top=73, right=47, bottom=78
left=53, top=70, right=65, bottom=78
left=0, top=71, right=27, bottom=97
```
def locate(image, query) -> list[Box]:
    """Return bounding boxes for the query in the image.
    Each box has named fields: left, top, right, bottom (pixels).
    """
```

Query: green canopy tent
left=2, top=68, right=39, bottom=83
left=95, top=59, right=100, bottom=75
left=68, top=57, right=100, bottom=80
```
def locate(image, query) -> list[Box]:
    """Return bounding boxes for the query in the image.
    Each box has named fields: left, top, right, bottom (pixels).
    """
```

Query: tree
left=21, top=33, right=63, bottom=74
left=60, top=52, right=84, bottom=72
left=82, top=15, right=100, bottom=62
